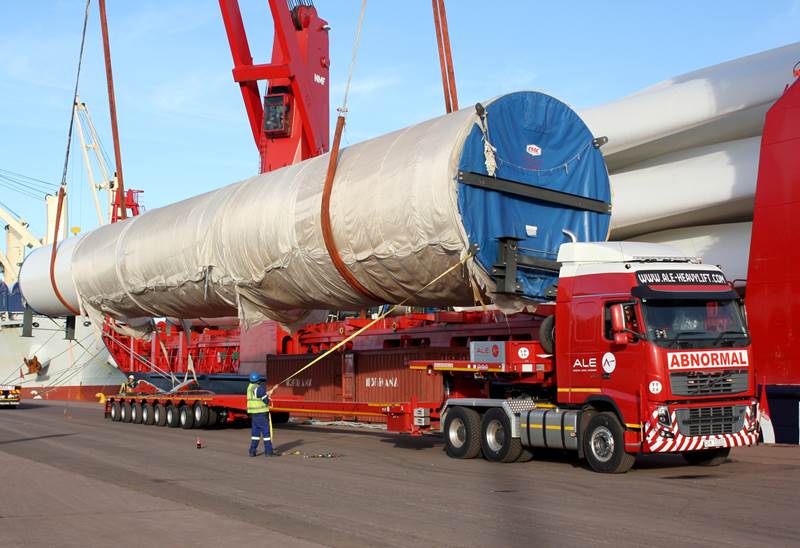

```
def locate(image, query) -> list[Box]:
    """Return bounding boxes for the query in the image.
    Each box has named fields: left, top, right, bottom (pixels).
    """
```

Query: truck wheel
left=682, top=447, right=730, bottom=466
left=539, top=315, right=555, bottom=354
left=179, top=405, right=195, bottom=429
left=142, top=403, right=155, bottom=425
left=154, top=403, right=168, bottom=427
left=166, top=405, right=180, bottom=428
left=110, top=401, right=122, bottom=422
left=480, top=408, right=523, bottom=463
left=120, top=401, right=132, bottom=423
left=131, top=403, right=143, bottom=424
left=271, top=412, right=290, bottom=425
left=516, top=447, right=534, bottom=463
left=444, top=406, right=482, bottom=459
left=583, top=412, right=635, bottom=474
left=193, top=403, right=209, bottom=427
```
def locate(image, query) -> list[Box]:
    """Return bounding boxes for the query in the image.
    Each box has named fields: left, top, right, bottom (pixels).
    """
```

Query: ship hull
left=0, top=313, right=125, bottom=401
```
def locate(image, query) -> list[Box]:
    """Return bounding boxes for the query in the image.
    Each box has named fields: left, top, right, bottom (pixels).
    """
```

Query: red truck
left=105, top=240, right=758, bottom=473
left=407, top=241, right=758, bottom=473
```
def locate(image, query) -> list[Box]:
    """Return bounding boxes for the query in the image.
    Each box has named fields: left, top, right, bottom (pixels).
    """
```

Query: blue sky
left=1, top=0, right=799, bottom=238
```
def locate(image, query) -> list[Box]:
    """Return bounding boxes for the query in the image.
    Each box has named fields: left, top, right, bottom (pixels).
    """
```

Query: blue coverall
left=248, top=383, right=273, bottom=457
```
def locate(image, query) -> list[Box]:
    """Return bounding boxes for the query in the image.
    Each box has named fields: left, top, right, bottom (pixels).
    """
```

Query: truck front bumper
left=642, top=401, right=758, bottom=453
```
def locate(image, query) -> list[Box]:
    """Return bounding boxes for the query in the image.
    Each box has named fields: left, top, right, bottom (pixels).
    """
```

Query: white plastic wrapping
left=609, top=137, right=759, bottom=238
left=65, top=105, right=484, bottom=325
left=580, top=42, right=799, bottom=170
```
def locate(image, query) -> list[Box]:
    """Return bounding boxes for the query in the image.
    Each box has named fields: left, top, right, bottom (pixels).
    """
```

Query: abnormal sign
left=667, top=349, right=749, bottom=370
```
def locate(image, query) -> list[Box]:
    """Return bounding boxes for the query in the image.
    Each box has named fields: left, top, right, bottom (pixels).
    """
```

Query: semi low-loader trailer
left=105, top=241, right=759, bottom=473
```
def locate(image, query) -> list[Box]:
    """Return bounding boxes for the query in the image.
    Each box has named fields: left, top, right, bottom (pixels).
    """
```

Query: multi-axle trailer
left=105, top=242, right=760, bottom=473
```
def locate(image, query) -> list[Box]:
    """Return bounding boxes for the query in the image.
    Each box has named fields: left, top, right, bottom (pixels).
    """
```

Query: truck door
left=597, top=301, right=647, bottom=418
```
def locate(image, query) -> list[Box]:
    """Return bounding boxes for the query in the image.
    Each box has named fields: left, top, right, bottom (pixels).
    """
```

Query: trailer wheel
left=444, top=406, right=482, bottom=459
left=539, top=315, right=555, bottom=354
left=154, top=403, right=168, bottom=427
left=271, top=412, right=290, bottom=425
left=166, top=405, right=180, bottom=428
left=131, top=403, right=143, bottom=424
left=207, top=407, right=219, bottom=427
left=583, top=412, right=635, bottom=473
left=193, top=403, right=209, bottom=427
left=142, top=403, right=155, bottom=425
left=480, top=408, right=523, bottom=463
left=682, top=447, right=730, bottom=466
left=110, top=401, right=122, bottom=422
left=120, top=401, right=132, bottom=423
left=179, top=405, right=195, bottom=429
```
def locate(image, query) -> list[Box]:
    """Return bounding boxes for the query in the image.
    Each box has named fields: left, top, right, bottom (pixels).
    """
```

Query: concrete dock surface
left=1, top=400, right=798, bottom=547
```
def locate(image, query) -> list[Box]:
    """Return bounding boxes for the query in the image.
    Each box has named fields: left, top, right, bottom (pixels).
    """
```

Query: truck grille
left=675, top=405, right=747, bottom=437
left=670, top=370, right=748, bottom=396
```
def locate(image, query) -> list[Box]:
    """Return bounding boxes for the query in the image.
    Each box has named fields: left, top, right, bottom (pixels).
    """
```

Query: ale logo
left=526, top=144, right=542, bottom=156
left=601, top=352, right=617, bottom=374
left=491, top=345, right=500, bottom=358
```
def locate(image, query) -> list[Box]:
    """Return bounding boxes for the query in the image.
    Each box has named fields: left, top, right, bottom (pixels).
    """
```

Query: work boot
left=249, top=449, right=257, bottom=457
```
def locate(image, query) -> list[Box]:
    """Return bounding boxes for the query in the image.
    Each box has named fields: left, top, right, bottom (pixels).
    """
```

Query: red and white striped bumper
left=643, top=403, right=758, bottom=453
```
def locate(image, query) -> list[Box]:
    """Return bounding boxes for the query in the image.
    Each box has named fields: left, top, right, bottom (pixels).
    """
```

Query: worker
left=119, top=374, right=136, bottom=394
left=247, top=371, right=274, bottom=457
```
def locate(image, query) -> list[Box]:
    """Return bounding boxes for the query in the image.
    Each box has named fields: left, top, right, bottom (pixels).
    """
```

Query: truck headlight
left=656, top=406, right=671, bottom=427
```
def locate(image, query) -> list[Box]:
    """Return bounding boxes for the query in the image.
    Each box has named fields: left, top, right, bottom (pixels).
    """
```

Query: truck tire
left=271, top=412, right=290, bottom=425
left=179, top=405, right=195, bottom=429
left=120, top=401, right=132, bottom=423
left=516, top=447, right=534, bottom=463
left=110, top=401, right=122, bottom=422
left=444, top=406, right=482, bottom=459
left=131, top=403, right=143, bottom=424
left=682, top=447, right=730, bottom=466
left=193, top=403, right=209, bottom=427
left=480, top=408, right=523, bottom=463
left=142, top=403, right=155, bottom=425
left=539, top=315, right=555, bottom=354
left=166, top=405, right=180, bottom=428
left=583, top=412, right=635, bottom=473
left=154, top=403, right=168, bottom=427
left=207, top=407, right=219, bottom=427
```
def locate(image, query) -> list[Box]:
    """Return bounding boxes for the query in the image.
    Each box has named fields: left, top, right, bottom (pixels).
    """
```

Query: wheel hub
left=485, top=419, right=505, bottom=452
left=449, top=417, right=466, bottom=448
left=590, top=425, right=614, bottom=462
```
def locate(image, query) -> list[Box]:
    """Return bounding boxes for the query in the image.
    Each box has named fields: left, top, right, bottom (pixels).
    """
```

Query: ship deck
left=1, top=400, right=798, bottom=547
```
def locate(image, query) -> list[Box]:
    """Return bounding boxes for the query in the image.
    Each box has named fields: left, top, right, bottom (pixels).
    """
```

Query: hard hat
left=249, top=372, right=262, bottom=383
left=128, top=374, right=135, bottom=380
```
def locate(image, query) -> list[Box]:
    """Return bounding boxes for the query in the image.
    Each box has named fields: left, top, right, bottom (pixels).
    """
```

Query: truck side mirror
left=610, top=304, right=628, bottom=346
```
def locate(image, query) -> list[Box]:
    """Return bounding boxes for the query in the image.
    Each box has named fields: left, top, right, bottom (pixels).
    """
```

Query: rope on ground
left=268, top=246, right=477, bottom=395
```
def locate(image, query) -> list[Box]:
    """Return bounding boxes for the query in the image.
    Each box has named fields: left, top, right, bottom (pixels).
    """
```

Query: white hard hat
left=128, top=374, right=135, bottom=380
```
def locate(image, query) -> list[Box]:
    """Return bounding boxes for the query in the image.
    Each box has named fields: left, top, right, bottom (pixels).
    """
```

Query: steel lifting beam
left=458, top=171, right=611, bottom=214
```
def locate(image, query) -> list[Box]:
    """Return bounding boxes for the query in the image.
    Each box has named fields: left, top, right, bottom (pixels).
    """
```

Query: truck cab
left=427, top=242, right=758, bottom=473
left=554, top=242, right=757, bottom=471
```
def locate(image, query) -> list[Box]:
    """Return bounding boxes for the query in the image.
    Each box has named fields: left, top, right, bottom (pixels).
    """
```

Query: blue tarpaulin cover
left=457, top=91, right=611, bottom=300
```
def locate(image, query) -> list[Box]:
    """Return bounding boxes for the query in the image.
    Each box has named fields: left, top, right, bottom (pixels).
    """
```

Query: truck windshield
left=640, top=299, right=749, bottom=349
